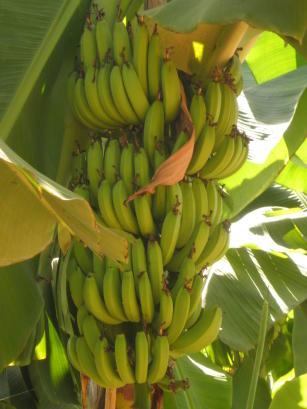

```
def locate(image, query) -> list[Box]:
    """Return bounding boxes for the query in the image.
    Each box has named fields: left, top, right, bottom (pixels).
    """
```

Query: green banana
left=161, top=56, right=181, bottom=123
left=125, top=0, right=143, bottom=21
left=121, top=270, right=141, bottom=322
left=131, top=238, right=147, bottom=293
left=190, top=90, right=207, bottom=142
left=138, top=271, right=155, bottom=323
left=204, top=81, right=222, bottom=124
left=68, top=264, right=85, bottom=308
left=171, top=131, right=189, bottom=154
left=67, top=335, right=82, bottom=371
left=176, top=181, right=196, bottom=249
left=73, top=184, right=90, bottom=201
left=98, top=179, right=121, bottom=229
left=216, top=132, right=243, bottom=179
left=226, top=54, right=242, bottom=87
left=95, top=0, right=121, bottom=29
left=122, top=62, right=149, bottom=121
left=120, top=142, right=134, bottom=195
left=211, top=187, right=223, bottom=229
left=167, top=286, right=190, bottom=345
left=152, top=148, right=166, bottom=221
left=235, top=76, right=243, bottom=96
left=73, top=240, right=93, bottom=273
left=103, top=265, right=127, bottom=322
left=135, top=331, right=149, bottom=383
left=87, top=138, right=104, bottom=197
left=143, top=100, right=164, bottom=165
left=187, top=123, right=215, bottom=175
left=95, top=337, right=124, bottom=387
left=165, top=183, right=183, bottom=214
left=115, top=334, right=135, bottom=384
left=80, top=24, right=97, bottom=70
left=71, top=149, right=86, bottom=185
left=160, top=207, right=182, bottom=265
left=96, top=17, right=112, bottom=64
left=212, top=230, right=230, bottom=264
left=153, top=288, right=173, bottom=331
left=148, top=26, right=163, bottom=101
left=110, top=65, right=139, bottom=124
left=83, top=275, right=121, bottom=324
left=134, top=147, right=151, bottom=187
left=134, top=194, right=156, bottom=237
left=147, top=239, right=164, bottom=304
left=170, top=257, right=195, bottom=299
left=200, top=135, right=235, bottom=180
left=132, top=17, right=149, bottom=96
left=119, top=0, right=133, bottom=20
left=185, top=299, right=202, bottom=329
left=104, top=139, right=121, bottom=186
left=112, top=179, right=139, bottom=234
left=206, top=181, right=218, bottom=225
left=83, top=314, right=101, bottom=353
left=170, top=306, right=222, bottom=355
left=113, top=20, right=132, bottom=65
left=192, top=177, right=209, bottom=223
left=221, top=137, right=248, bottom=179
left=188, top=273, right=205, bottom=319
left=148, top=336, right=169, bottom=384
left=77, top=304, right=88, bottom=335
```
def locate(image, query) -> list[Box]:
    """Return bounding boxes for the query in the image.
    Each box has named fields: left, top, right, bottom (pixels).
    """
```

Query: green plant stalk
left=245, top=299, right=269, bottom=409
left=134, top=383, right=151, bottom=409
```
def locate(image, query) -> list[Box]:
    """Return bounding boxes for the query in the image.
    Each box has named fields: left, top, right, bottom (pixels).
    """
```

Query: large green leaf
left=269, top=373, right=307, bottom=409
left=292, top=306, right=307, bottom=377
left=0, top=261, right=43, bottom=371
left=206, top=248, right=307, bottom=351
left=163, top=353, right=232, bottom=409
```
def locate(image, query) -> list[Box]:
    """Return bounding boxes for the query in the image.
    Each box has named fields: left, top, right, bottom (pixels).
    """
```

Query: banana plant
left=0, top=0, right=306, bottom=408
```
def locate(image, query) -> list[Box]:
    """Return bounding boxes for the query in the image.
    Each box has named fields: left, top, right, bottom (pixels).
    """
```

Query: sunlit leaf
left=292, top=306, right=307, bottom=376
left=269, top=373, right=307, bottom=409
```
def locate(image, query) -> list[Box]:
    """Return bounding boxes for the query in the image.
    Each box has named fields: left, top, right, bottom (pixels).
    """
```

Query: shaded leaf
left=292, top=306, right=307, bottom=376
left=4, top=366, right=36, bottom=409
left=269, top=373, right=307, bottom=409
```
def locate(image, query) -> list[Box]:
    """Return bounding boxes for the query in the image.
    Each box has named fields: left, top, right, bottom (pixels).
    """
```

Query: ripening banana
left=143, top=100, right=164, bottom=165
left=185, top=299, right=202, bottom=329
left=68, top=264, right=85, bottom=308
left=80, top=24, right=97, bottom=70
left=170, top=306, right=222, bottom=356
left=104, top=139, right=121, bottom=186
left=213, top=229, right=230, bottom=263
left=161, top=56, right=181, bottom=123
left=67, top=335, right=82, bottom=372
left=134, top=194, right=156, bottom=237
left=160, top=208, right=182, bottom=265
left=122, top=62, right=149, bottom=121
left=135, top=331, right=149, bottom=383
left=171, top=257, right=195, bottom=299
left=98, top=179, right=122, bottom=229
left=192, top=178, right=209, bottom=223
left=188, top=273, right=205, bottom=319
left=121, top=270, right=141, bottom=322
left=95, top=337, right=125, bottom=387
left=226, top=54, right=242, bottom=88
left=112, top=179, right=139, bottom=234
left=187, top=123, right=215, bottom=175
left=83, top=275, right=121, bottom=324
left=148, top=336, right=169, bottom=384
left=96, top=17, right=113, bottom=64
left=167, top=286, right=190, bottom=345
left=216, top=133, right=244, bottom=179
left=83, top=314, right=101, bottom=353
left=87, top=138, right=104, bottom=197
left=103, top=265, right=127, bottom=322
left=132, top=17, right=149, bottom=96
left=113, top=20, right=132, bottom=65
left=148, top=26, right=163, bottom=101
left=204, top=81, right=222, bottom=124
left=110, top=65, right=139, bottom=124
left=115, top=334, right=135, bottom=384
left=152, top=148, right=166, bottom=221
left=171, top=131, right=189, bottom=154
left=138, top=271, right=155, bottom=323
left=214, top=84, right=238, bottom=150
left=221, top=137, right=248, bottom=178
left=97, top=63, right=127, bottom=124
left=120, top=142, right=135, bottom=195
left=131, top=238, right=147, bottom=293
left=147, top=239, right=164, bottom=304
left=176, top=181, right=196, bottom=249
left=153, top=289, right=173, bottom=331
left=200, top=135, right=235, bottom=180
left=77, top=304, right=88, bottom=335
left=190, top=90, right=207, bottom=142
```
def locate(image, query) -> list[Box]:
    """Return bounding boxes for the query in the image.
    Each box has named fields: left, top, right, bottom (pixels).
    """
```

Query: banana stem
left=134, top=383, right=151, bottom=409
left=105, top=388, right=117, bottom=409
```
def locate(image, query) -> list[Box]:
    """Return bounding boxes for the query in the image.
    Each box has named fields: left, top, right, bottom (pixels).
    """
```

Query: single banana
left=152, top=148, right=166, bottom=221
left=73, top=239, right=93, bottom=272
left=71, top=149, right=86, bottom=185
left=192, top=177, right=209, bottom=223
left=135, top=331, right=149, bottom=383
left=165, top=183, right=182, bottom=214
left=131, top=238, right=147, bottom=293
left=188, top=273, right=205, bottom=319
left=95, top=337, right=124, bottom=387
left=96, top=17, right=113, bottom=64
left=148, top=336, right=169, bottom=384
left=103, top=265, right=127, bottom=322
left=68, top=264, right=84, bottom=308
left=121, top=270, right=141, bottom=322
left=83, top=314, right=101, bottom=353
left=226, top=54, right=242, bottom=87
left=187, top=123, right=215, bottom=175
left=98, top=179, right=121, bottom=229
left=134, top=194, right=156, bottom=237
left=235, top=76, right=244, bottom=96
left=119, top=0, right=133, bottom=20
left=160, top=208, right=182, bottom=265
left=104, top=139, right=121, bottom=186
left=125, top=0, right=144, bottom=21
left=211, top=229, right=230, bottom=264
left=73, top=184, right=90, bottom=201
left=138, top=271, right=155, bottom=323
left=147, top=239, right=164, bottom=304
left=167, top=286, right=190, bottom=345
left=216, top=133, right=243, bottom=179
left=87, top=138, right=104, bottom=197
left=110, top=65, right=139, bottom=124
left=148, top=26, right=163, bottom=101
left=153, top=288, right=173, bottom=331
left=67, top=335, right=82, bottom=371
left=83, top=275, right=121, bottom=325
left=190, top=90, right=207, bottom=142
left=206, top=181, right=218, bottom=225
left=95, top=0, right=121, bottom=29
left=221, top=138, right=248, bottom=179
left=204, top=81, right=222, bottom=124
left=115, top=334, right=135, bottom=384
left=211, top=187, right=223, bottom=229
left=132, top=17, right=149, bottom=96
left=170, top=306, right=222, bottom=355
left=134, top=147, right=151, bottom=187
left=113, top=20, right=132, bottom=65
left=171, top=131, right=189, bottom=154
left=80, top=24, right=97, bottom=70
left=120, top=142, right=135, bottom=195
left=185, top=299, right=202, bottom=329
left=143, top=100, right=164, bottom=165
left=112, top=179, right=139, bottom=234
left=122, top=62, right=149, bottom=121
left=176, top=181, right=196, bottom=249
left=161, top=56, right=181, bottom=123
left=97, top=63, right=127, bottom=124
left=77, top=304, right=88, bottom=335
left=170, top=257, right=195, bottom=299
left=199, top=135, right=235, bottom=180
